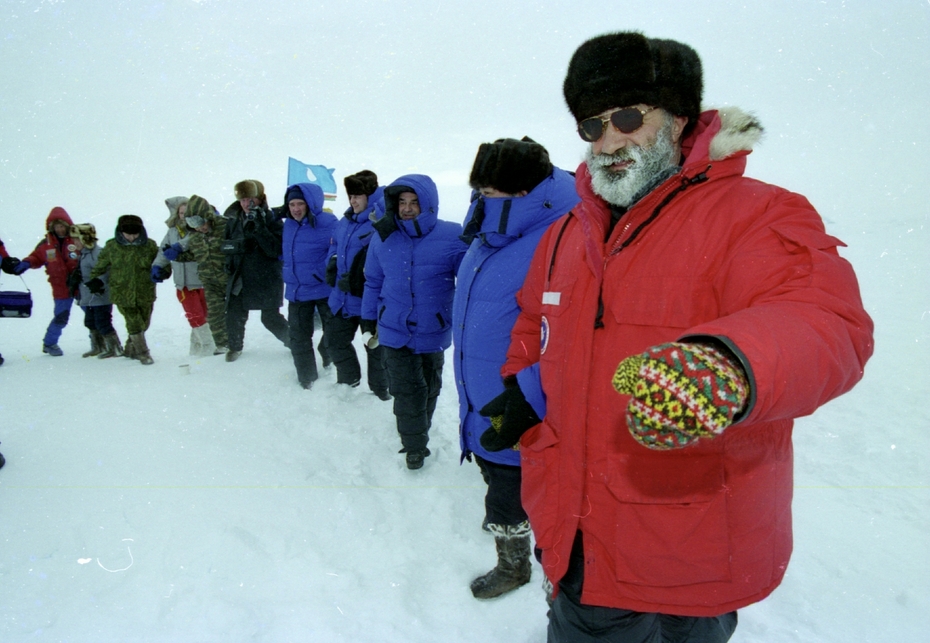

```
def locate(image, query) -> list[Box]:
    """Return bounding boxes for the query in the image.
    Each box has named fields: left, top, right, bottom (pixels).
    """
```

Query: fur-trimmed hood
left=682, top=106, right=764, bottom=165
left=164, top=196, right=190, bottom=228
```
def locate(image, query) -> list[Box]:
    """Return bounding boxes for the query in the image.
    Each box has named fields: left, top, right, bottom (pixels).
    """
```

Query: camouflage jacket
left=90, top=231, right=159, bottom=308
left=184, top=198, right=228, bottom=290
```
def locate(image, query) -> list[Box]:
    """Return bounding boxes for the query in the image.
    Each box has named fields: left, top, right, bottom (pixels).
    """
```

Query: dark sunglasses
left=577, top=106, right=656, bottom=142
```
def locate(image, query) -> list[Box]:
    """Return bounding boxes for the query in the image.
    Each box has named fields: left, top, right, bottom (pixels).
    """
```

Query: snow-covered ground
left=1, top=2, right=927, bottom=641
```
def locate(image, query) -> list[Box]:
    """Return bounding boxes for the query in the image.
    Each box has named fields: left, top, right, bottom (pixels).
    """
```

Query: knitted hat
left=344, top=170, right=378, bottom=196
left=563, top=32, right=703, bottom=133
left=117, top=214, right=144, bottom=235
left=469, top=137, right=553, bottom=194
left=234, top=179, right=265, bottom=200
left=285, top=186, right=305, bottom=204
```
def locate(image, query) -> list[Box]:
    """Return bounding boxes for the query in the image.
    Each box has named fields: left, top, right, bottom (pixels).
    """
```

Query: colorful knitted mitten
left=612, top=342, right=749, bottom=450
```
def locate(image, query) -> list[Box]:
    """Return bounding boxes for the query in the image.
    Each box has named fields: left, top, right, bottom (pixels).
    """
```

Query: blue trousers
left=43, top=298, right=73, bottom=346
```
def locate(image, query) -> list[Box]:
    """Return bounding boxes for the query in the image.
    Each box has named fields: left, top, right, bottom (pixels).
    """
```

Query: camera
left=245, top=205, right=262, bottom=221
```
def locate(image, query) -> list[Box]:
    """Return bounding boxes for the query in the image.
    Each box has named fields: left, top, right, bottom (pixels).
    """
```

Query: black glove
left=86, top=277, right=106, bottom=295
left=66, top=268, right=83, bottom=296
left=360, top=319, right=377, bottom=336
left=325, top=255, right=337, bottom=287
left=337, top=274, right=351, bottom=293
left=1, top=256, right=21, bottom=274
left=479, top=378, right=541, bottom=452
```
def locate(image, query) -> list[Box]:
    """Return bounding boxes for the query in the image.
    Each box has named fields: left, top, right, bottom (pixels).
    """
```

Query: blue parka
left=452, top=167, right=579, bottom=465
left=328, top=186, right=384, bottom=318
left=361, top=174, right=466, bottom=354
left=282, top=183, right=338, bottom=303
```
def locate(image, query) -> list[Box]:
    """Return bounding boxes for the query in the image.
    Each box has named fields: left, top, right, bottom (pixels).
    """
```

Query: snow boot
left=131, top=332, right=154, bottom=366
left=42, top=343, right=63, bottom=357
left=122, top=336, right=137, bottom=360
left=191, top=324, right=216, bottom=357
left=82, top=330, right=105, bottom=358
left=470, top=522, right=532, bottom=599
left=97, top=332, right=124, bottom=359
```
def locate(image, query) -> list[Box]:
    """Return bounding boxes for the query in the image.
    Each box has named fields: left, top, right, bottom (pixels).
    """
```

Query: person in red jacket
left=11, top=207, right=81, bottom=356
left=479, top=32, right=874, bottom=642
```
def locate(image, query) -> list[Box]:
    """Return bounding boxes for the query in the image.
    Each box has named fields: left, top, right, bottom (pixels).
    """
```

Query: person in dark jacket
left=87, top=215, right=159, bottom=365
left=70, top=223, right=123, bottom=358
left=326, top=170, right=390, bottom=399
left=453, top=138, right=580, bottom=600
left=281, top=182, right=338, bottom=389
left=12, top=207, right=80, bottom=356
left=222, top=179, right=289, bottom=362
left=361, top=174, right=467, bottom=469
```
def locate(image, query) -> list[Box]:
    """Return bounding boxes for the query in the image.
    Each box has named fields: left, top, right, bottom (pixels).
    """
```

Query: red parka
left=22, top=207, right=79, bottom=299
left=505, top=108, right=874, bottom=616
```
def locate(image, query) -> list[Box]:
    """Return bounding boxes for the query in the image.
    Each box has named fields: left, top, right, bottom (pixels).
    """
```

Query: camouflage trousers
left=201, top=279, right=228, bottom=348
left=116, top=302, right=154, bottom=335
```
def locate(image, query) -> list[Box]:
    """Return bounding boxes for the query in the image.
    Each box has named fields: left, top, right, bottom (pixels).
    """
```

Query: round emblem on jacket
left=540, top=315, right=550, bottom=355
left=67, top=244, right=78, bottom=259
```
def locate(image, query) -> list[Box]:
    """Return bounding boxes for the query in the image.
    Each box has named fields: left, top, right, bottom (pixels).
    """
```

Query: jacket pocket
left=520, top=421, right=560, bottom=549
left=606, top=451, right=731, bottom=586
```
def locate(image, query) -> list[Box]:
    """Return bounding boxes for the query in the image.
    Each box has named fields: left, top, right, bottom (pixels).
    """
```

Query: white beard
left=585, top=117, right=680, bottom=207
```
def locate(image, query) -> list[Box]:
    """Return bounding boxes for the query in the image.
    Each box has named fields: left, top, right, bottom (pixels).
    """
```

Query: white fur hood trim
left=707, top=107, right=764, bottom=161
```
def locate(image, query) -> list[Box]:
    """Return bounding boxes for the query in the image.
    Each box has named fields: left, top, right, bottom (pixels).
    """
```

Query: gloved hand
left=337, top=274, right=351, bottom=293
left=151, top=265, right=169, bottom=283
left=325, top=255, right=337, bottom=287
left=359, top=319, right=377, bottom=336
left=162, top=243, right=183, bottom=262
left=12, top=260, right=30, bottom=275
left=1, top=256, right=22, bottom=274
left=66, top=268, right=83, bottom=296
left=86, top=277, right=106, bottom=295
left=612, top=342, right=749, bottom=450
left=479, top=377, right=541, bottom=452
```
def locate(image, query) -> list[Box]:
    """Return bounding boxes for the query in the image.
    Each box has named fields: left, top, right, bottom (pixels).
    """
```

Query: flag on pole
left=287, top=158, right=337, bottom=203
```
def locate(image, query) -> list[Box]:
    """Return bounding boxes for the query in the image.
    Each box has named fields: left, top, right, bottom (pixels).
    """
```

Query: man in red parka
left=479, top=32, right=874, bottom=642
left=12, top=207, right=81, bottom=356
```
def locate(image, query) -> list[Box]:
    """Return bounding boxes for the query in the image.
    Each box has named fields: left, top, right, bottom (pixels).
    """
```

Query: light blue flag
left=287, top=158, right=337, bottom=196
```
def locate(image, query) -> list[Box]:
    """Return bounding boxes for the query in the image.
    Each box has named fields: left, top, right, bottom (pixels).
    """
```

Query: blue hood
left=376, top=174, right=439, bottom=240
left=284, top=182, right=325, bottom=223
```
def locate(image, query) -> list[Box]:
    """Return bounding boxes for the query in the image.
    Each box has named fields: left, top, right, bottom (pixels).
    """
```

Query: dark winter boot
left=470, top=522, right=532, bottom=599
left=122, top=336, right=137, bottom=359
left=97, top=332, right=124, bottom=359
left=82, top=330, right=105, bottom=358
left=131, top=332, right=154, bottom=366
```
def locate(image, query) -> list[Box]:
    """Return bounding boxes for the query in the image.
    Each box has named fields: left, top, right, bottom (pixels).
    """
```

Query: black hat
left=285, top=186, right=305, bottom=204
left=344, top=170, right=378, bottom=197
left=563, top=32, right=703, bottom=133
left=469, top=137, right=552, bottom=194
left=117, top=214, right=143, bottom=235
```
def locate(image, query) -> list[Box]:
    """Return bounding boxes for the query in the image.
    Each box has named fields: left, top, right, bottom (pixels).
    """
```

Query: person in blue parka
left=361, top=174, right=467, bottom=470
left=453, top=138, right=580, bottom=599
left=326, top=170, right=390, bottom=399
left=282, top=182, right=337, bottom=389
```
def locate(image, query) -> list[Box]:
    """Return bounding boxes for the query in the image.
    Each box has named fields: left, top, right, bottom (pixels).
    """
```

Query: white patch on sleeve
left=542, top=291, right=561, bottom=306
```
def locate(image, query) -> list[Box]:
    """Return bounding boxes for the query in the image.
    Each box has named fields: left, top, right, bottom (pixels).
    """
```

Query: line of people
left=1, top=30, right=875, bottom=641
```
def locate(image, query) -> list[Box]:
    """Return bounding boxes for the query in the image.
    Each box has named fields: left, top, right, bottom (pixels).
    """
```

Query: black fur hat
left=469, top=137, right=553, bottom=195
left=117, top=214, right=144, bottom=235
left=563, top=32, right=703, bottom=133
left=344, top=170, right=378, bottom=196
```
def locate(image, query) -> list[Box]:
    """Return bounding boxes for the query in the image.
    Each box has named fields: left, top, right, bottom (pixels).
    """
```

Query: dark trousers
left=82, top=304, right=115, bottom=336
left=548, top=532, right=738, bottom=643
left=116, top=303, right=154, bottom=335
left=475, top=455, right=527, bottom=527
left=225, top=294, right=289, bottom=352
left=327, top=313, right=389, bottom=392
left=381, top=346, right=444, bottom=452
left=287, top=299, right=332, bottom=386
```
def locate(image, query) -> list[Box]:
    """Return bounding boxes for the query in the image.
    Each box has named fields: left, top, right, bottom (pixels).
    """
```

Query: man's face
left=585, top=107, right=686, bottom=207
left=122, top=232, right=140, bottom=242
left=398, top=192, right=420, bottom=220
left=52, top=222, right=69, bottom=237
left=195, top=222, right=210, bottom=234
left=348, top=194, right=369, bottom=215
left=239, top=196, right=260, bottom=212
left=289, top=199, right=309, bottom=221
